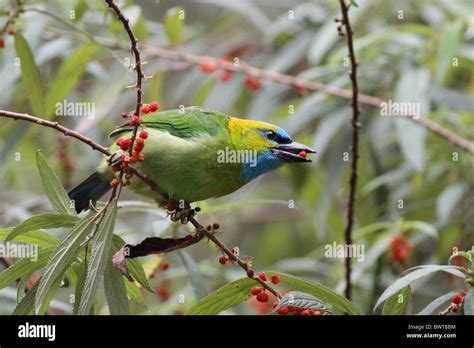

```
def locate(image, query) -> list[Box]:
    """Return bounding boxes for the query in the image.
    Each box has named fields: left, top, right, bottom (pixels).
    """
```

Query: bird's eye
left=265, top=130, right=277, bottom=141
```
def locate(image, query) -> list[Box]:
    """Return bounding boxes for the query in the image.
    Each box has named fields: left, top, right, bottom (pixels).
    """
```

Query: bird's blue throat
left=241, top=149, right=284, bottom=182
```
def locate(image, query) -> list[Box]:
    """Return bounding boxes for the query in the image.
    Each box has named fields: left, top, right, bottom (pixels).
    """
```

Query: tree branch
left=142, top=47, right=474, bottom=155
left=339, top=0, right=360, bottom=301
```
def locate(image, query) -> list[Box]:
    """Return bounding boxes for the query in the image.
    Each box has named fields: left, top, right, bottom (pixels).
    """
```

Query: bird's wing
left=109, top=107, right=229, bottom=139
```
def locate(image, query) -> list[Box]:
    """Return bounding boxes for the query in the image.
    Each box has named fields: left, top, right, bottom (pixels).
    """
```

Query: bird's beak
left=272, top=142, right=317, bottom=163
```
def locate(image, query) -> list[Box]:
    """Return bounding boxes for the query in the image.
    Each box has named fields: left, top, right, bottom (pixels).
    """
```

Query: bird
left=68, top=106, right=316, bottom=214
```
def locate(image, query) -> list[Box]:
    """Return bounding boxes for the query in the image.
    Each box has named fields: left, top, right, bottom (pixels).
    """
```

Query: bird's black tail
left=68, top=171, right=111, bottom=213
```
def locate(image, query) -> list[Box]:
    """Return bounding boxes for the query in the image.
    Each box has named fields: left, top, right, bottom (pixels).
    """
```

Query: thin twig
left=339, top=0, right=360, bottom=301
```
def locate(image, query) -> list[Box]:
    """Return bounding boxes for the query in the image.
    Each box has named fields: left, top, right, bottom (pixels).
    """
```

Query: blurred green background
left=0, top=0, right=472, bottom=314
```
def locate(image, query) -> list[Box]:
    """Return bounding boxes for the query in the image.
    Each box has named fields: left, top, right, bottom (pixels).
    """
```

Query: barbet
left=69, top=107, right=316, bottom=213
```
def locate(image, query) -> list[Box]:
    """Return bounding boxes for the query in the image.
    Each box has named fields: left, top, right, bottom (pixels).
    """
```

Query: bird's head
left=226, top=118, right=316, bottom=182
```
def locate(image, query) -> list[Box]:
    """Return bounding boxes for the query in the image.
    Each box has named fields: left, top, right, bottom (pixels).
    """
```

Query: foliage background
left=0, top=0, right=472, bottom=315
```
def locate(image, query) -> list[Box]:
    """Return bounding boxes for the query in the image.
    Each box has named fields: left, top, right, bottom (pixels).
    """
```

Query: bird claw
left=108, top=150, right=127, bottom=166
left=168, top=203, right=200, bottom=224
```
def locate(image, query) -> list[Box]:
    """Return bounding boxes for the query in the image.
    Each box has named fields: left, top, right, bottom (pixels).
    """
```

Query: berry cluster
left=109, top=130, right=149, bottom=187
left=389, top=234, right=412, bottom=261
left=140, top=101, right=159, bottom=114
left=248, top=272, right=280, bottom=303
left=273, top=303, right=322, bottom=316
left=0, top=14, right=17, bottom=49
left=450, top=292, right=465, bottom=312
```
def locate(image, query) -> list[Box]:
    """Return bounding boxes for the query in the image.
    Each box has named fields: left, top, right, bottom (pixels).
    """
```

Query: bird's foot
left=167, top=201, right=201, bottom=224
left=107, top=149, right=127, bottom=166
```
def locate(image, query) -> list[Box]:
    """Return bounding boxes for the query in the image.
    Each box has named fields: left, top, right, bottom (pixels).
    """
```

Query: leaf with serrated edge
left=374, top=265, right=466, bottom=311
left=36, top=151, right=76, bottom=215
left=78, top=200, right=117, bottom=315
left=35, top=214, right=97, bottom=314
left=275, top=291, right=331, bottom=313
left=104, top=260, right=130, bottom=314
left=274, top=272, right=363, bottom=315
left=7, top=213, right=79, bottom=241
left=0, top=228, right=59, bottom=248
left=0, top=247, right=54, bottom=290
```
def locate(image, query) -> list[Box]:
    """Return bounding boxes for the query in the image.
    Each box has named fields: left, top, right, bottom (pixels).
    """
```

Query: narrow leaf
left=178, top=250, right=208, bottom=300
left=14, top=33, right=44, bottom=115
left=36, top=151, right=76, bottom=215
left=78, top=200, right=117, bottom=315
left=164, top=7, right=184, bottom=44
left=0, top=228, right=59, bottom=248
left=0, top=247, right=54, bottom=290
left=104, top=260, right=130, bottom=315
left=417, top=290, right=459, bottom=315
left=374, top=265, right=466, bottom=311
left=7, top=213, right=79, bottom=241
left=187, top=277, right=255, bottom=315
left=35, top=214, right=97, bottom=314
left=274, top=272, right=363, bottom=315
left=382, top=286, right=411, bottom=315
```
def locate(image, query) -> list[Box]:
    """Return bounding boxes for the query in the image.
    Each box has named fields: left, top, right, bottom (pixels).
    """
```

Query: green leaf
left=374, top=265, right=467, bottom=311
left=0, top=247, right=54, bottom=290
left=6, top=213, right=79, bottom=241
left=44, top=44, right=98, bottom=118
left=402, top=221, right=438, bottom=239
left=417, top=290, right=459, bottom=315
left=274, top=272, right=363, bottom=315
left=72, top=257, right=87, bottom=315
left=78, top=200, right=117, bottom=315
left=13, top=282, right=38, bottom=315
left=125, top=280, right=146, bottom=307
left=178, top=250, right=208, bottom=300
left=104, top=259, right=130, bottom=315
left=187, top=277, right=255, bottom=315
left=14, top=33, right=44, bottom=115
left=382, top=286, right=410, bottom=315
left=0, top=228, right=59, bottom=248
left=436, top=21, right=463, bottom=84
left=164, top=7, right=184, bottom=44
left=274, top=291, right=331, bottom=313
left=36, top=151, right=76, bottom=215
left=35, top=214, right=97, bottom=314
left=349, top=0, right=359, bottom=7
left=464, top=288, right=474, bottom=315
left=112, top=235, right=153, bottom=292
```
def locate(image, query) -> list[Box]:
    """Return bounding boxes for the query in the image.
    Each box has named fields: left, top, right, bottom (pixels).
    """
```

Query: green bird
left=69, top=107, right=316, bottom=213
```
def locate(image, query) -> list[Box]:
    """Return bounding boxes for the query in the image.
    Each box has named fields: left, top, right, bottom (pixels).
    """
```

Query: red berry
left=149, top=101, right=159, bottom=112
left=301, top=309, right=310, bottom=316
left=137, top=153, right=145, bottom=162
left=130, top=115, right=142, bottom=126
left=256, top=292, right=269, bottom=303
left=452, top=294, right=463, bottom=305
left=139, top=130, right=148, bottom=139
left=251, top=287, right=262, bottom=296
left=185, top=234, right=193, bottom=242
left=313, top=310, right=321, bottom=316
left=135, top=137, right=145, bottom=145
left=160, top=262, right=170, bottom=271
left=199, top=61, right=217, bottom=73
left=298, top=150, right=307, bottom=158
left=141, top=104, right=150, bottom=114
left=7, top=28, right=15, bottom=36
left=277, top=306, right=289, bottom=315
left=220, top=70, right=233, bottom=82
left=258, top=272, right=267, bottom=282
left=270, top=274, right=280, bottom=284
left=294, top=81, right=306, bottom=90
left=0, top=37, right=5, bottom=49
left=244, top=76, right=262, bottom=90
left=115, top=138, right=124, bottom=146
left=272, top=301, right=279, bottom=309
left=219, top=256, right=229, bottom=265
